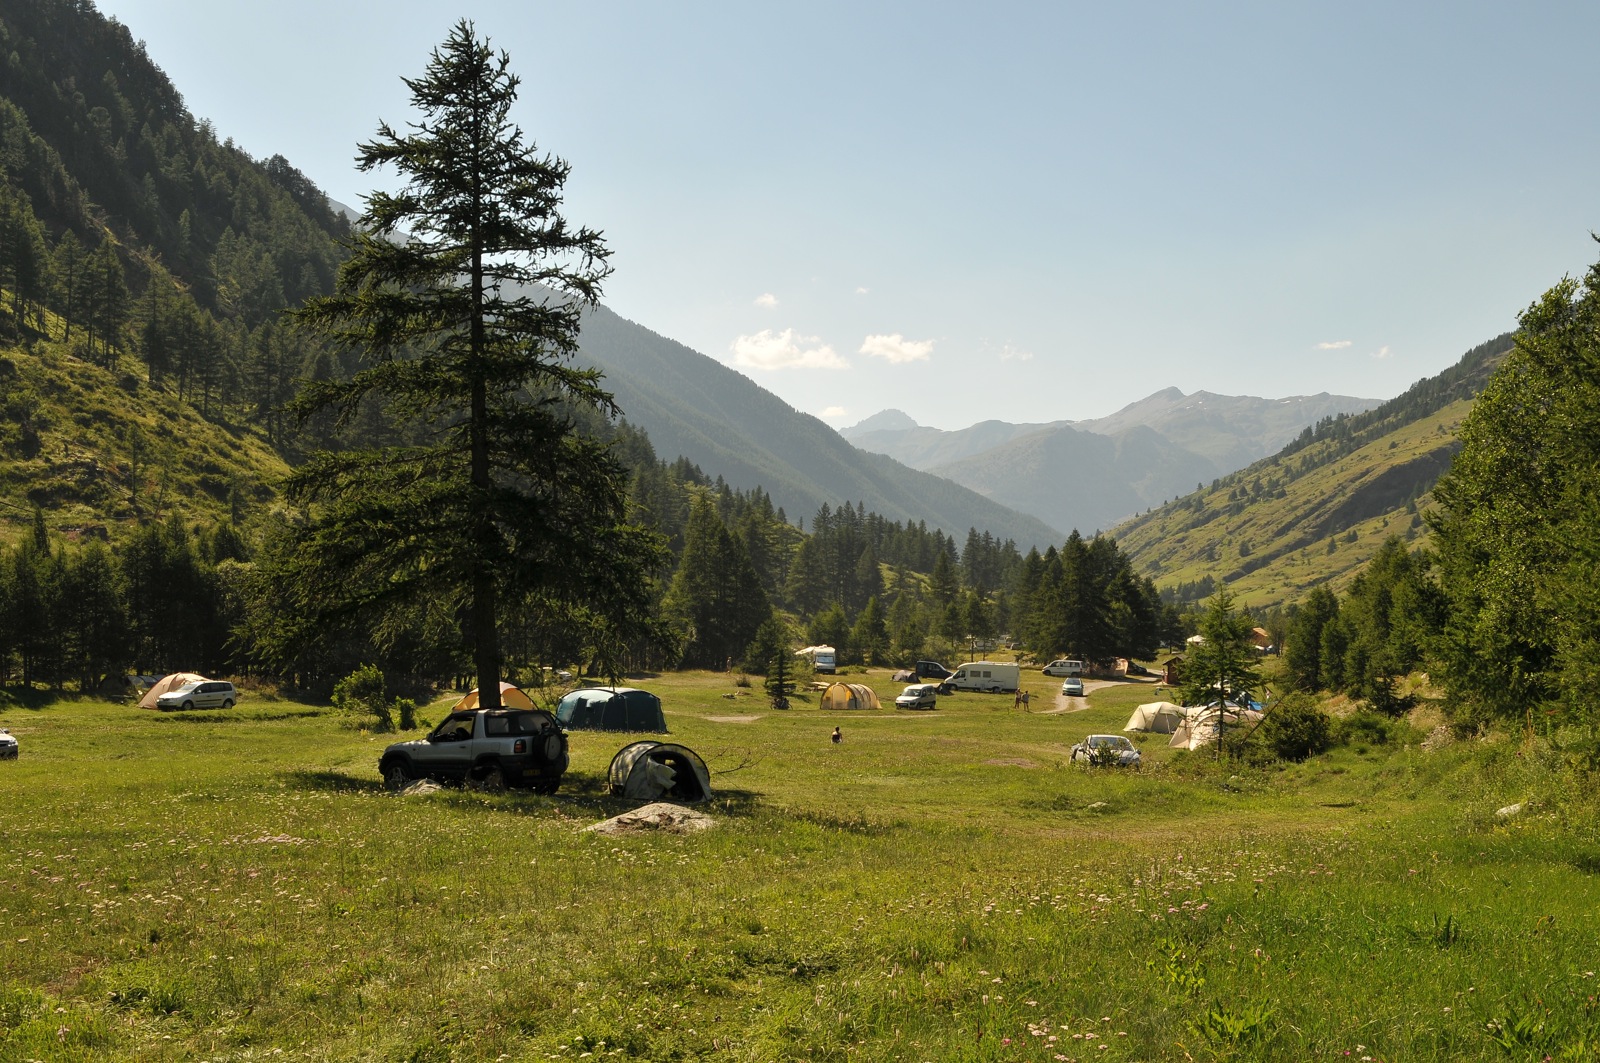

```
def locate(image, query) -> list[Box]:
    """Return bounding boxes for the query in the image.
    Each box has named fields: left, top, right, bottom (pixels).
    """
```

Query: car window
left=434, top=714, right=475, bottom=741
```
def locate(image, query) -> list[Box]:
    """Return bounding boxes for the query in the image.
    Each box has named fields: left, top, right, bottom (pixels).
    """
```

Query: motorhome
left=941, top=661, right=1019, bottom=693
left=796, top=644, right=837, bottom=675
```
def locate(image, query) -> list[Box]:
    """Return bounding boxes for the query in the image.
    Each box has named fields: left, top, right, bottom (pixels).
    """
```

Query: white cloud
left=1316, top=339, right=1353, bottom=350
left=821, top=406, right=847, bottom=419
left=754, top=292, right=778, bottom=308
left=1371, top=345, right=1392, bottom=360
left=997, top=344, right=1034, bottom=362
left=730, top=328, right=847, bottom=371
left=855, top=286, right=870, bottom=295
left=859, top=333, right=934, bottom=364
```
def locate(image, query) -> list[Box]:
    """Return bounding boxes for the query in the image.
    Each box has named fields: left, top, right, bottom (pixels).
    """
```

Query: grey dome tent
left=555, top=686, right=667, bottom=732
left=608, top=741, right=711, bottom=803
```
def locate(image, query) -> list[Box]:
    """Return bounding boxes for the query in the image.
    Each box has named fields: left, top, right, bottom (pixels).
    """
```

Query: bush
left=393, top=697, right=418, bottom=731
left=1335, top=709, right=1407, bottom=749
left=332, top=664, right=393, bottom=732
left=1258, top=693, right=1332, bottom=761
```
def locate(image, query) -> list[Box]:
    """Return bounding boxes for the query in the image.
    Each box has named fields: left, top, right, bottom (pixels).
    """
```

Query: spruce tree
left=285, top=21, right=664, bottom=708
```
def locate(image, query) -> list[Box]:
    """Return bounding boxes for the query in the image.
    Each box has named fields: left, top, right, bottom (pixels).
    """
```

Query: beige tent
left=1169, top=705, right=1263, bottom=750
left=818, top=682, right=880, bottom=711
left=138, top=672, right=208, bottom=710
left=1123, top=701, right=1189, bottom=734
left=450, top=682, right=536, bottom=711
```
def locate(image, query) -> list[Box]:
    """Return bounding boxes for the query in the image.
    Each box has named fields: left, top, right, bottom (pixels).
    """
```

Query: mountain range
left=840, top=389, right=1383, bottom=534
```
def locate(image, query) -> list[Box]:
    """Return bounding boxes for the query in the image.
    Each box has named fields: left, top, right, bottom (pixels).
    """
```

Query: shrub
left=393, top=697, right=418, bottom=731
left=332, top=664, right=392, bottom=732
left=1258, top=692, right=1333, bottom=761
left=1336, top=709, right=1406, bottom=749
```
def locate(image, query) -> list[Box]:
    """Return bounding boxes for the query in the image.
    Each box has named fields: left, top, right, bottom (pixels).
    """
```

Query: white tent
left=1169, top=704, right=1262, bottom=750
left=1123, top=701, right=1189, bottom=734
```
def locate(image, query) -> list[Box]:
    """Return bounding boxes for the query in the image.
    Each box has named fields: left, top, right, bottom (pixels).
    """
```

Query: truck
left=940, top=660, right=1020, bottom=693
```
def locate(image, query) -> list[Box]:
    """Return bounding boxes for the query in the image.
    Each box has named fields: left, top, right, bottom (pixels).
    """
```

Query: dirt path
left=1039, top=677, right=1123, bottom=715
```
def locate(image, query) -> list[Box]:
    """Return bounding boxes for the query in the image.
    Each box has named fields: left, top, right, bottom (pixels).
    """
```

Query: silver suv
left=379, top=708, right=569, bottom=793
left=156, top=680, right=237, bottom=710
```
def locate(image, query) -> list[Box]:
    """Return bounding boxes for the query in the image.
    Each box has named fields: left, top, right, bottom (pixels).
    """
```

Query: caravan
left=797, top=645, right=837, bottom=674
left=941, top=661, right=1019, bottom=693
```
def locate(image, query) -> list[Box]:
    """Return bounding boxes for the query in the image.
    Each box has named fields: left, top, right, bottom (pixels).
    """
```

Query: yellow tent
left=818, top=682, right=880, bottom=711
left=450, top=682, right=536, bottom=711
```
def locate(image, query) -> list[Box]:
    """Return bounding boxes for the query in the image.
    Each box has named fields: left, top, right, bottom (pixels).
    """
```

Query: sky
left=99, top=1, right=1600, bottom=430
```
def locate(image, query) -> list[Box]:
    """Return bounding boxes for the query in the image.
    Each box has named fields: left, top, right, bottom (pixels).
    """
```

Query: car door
left=426, top=712, right=478, bottom=779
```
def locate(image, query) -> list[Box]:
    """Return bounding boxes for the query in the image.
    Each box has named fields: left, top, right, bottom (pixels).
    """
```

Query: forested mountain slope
left=1115, top=333, right=1513, bottom=608
left=574, top=303, right=1064, bottom=548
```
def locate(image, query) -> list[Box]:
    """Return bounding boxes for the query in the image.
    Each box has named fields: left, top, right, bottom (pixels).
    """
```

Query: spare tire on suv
left=379, top=708, right=569, bottom=793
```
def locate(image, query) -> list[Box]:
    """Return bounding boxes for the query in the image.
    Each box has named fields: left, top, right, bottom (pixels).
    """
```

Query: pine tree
left=284, top=22, right=664, bottom=707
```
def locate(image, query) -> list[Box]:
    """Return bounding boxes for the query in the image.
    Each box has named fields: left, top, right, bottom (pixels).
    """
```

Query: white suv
left=156, top=680, right=237, bottom=710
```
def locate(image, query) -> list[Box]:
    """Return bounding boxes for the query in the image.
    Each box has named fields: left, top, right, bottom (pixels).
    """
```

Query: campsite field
left=3, top=671, right=1599, bottom=1061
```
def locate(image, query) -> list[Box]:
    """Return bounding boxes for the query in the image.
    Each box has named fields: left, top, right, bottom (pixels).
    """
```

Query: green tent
left=555, top=686, right=667, bottom=732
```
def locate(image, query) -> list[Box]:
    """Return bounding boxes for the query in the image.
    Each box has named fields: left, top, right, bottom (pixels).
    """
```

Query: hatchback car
left=1070, top=733, right=1140, bottom=767
left=0, top=728, right=16, bottom=759
left=156, top=680, right=237, bottom=710
left=894, top=683, right=940, bottom=710
left=1060, top=677, right=1085, bottom=697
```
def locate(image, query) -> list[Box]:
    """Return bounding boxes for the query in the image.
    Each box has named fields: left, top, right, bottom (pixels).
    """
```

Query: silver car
left=156, top=681, right=237, bottom=711
left=1070, top=734, right=1140, bottom=767
left=0, top=728, right=16, bottom=759
left=894, top=683, right=940, bottom=710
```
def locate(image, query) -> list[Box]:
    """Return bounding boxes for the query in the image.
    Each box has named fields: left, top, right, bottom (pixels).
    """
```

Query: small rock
left=1086, top=801, right=1109, bottom=812
left=400, top=780, right=444, bottom=797
left=1495, top=802, right=1525, bottom=819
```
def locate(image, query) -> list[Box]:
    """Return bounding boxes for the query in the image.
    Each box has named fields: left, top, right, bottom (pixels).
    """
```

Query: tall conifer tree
left=285, top=22, right=663, bottom=707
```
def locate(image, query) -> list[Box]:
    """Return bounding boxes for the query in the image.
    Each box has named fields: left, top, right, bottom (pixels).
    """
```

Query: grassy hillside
left=0, top=329, right=289, bottom=546
left=1115, top=333, right=1514, bottom=609
left=3, top=678, right=1598, bottom=1059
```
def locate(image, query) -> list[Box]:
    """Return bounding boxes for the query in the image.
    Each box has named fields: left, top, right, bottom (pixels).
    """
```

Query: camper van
left=941, top=661, right=1019, bottom=693
left=797, top=645, right=837, bottom=675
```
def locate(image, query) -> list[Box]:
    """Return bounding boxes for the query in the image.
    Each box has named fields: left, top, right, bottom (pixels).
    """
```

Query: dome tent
left=138, top=673, right=208, bottom=710
left=608, top=741, right=711, bottom=803
left=556, top=687, right=666, bottom=732
left=450, top=682, right=536, bottom=711
left=818, top=682, right=880, bottom=711
left=1123, top=701, right=1189, bottom=734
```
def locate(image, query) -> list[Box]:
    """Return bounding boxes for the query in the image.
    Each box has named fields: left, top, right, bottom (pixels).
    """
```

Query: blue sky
left=100, top=1, right=1600, bottom=428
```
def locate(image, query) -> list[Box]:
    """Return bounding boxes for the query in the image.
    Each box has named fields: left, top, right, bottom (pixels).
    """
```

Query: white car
left=0, top=728, right=15, bottom=759
left=1060, top=677, right=1085, bottom=697
left=1070, top=734, right=1140, bottom=767
left=894, top=683, right=940, bottom=710
left=156, top=680, right=237, bottom=711
left=1042, top=658, right=1084, bottom=677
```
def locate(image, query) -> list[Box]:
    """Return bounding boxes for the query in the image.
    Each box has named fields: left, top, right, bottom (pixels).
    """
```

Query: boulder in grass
left=584, top=802, right=716, bottom=836
left=1495, top=801, right=1526, bottom=819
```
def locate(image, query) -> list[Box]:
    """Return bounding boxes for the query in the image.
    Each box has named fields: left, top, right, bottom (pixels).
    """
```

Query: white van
left=942, top=661, right=1019, bottom=693
left=1042, top=658, right=1085, bottom=677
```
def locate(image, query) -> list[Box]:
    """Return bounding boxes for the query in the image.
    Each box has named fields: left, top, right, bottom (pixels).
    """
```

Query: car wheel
left=181, top=700, right=194, bottom=711
left=222, top=698, right=234, bottom=709
left=382, top=758, right=413, bottom=791
left=472, top=763, right=506, bottom=792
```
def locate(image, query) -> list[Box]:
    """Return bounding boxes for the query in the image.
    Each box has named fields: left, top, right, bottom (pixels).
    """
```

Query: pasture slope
left=3, top=668, right=1597, bottom=1060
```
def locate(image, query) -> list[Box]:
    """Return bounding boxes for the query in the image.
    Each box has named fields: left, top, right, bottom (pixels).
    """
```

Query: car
left=1042, top=658, right=1085, bottom=677
left=915, top=660, right=953, bottom=680
left=1060, top=677, right=1085, bottom=697
left=894, top=683, right=940, bottom=710
left=378, top=707, right=569, bottom=793
left=1070, top=734, right=1141, bottom=767
left=155, top=680, right=237, bottom=711
left=0, top=728, right=16, bottom=759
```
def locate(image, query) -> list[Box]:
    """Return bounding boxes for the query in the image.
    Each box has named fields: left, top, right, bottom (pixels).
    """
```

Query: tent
left=1123, top=701, right=1190, bottom=734
left=138, top=672, right=208, bottom=710
left=450, top=682, right=536, bottom=711
left=608, top=741, right=711, bottom=803
left=818, top=682, right=880, bottom=711
left=556, top=687, right=667, bottom=732
left=1169, top=705, right=1263, bottom=750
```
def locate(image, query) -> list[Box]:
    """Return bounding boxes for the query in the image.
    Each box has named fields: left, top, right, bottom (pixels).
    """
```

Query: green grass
left=3, top=669, right=1598, bottom=1061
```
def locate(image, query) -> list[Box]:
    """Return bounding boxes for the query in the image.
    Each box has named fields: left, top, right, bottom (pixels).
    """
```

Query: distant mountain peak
left=845, top=409, right=919, bottom=433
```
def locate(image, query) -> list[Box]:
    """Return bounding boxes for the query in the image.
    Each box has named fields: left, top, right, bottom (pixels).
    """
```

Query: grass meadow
left=3, top=668, right=1599, bottom=1061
